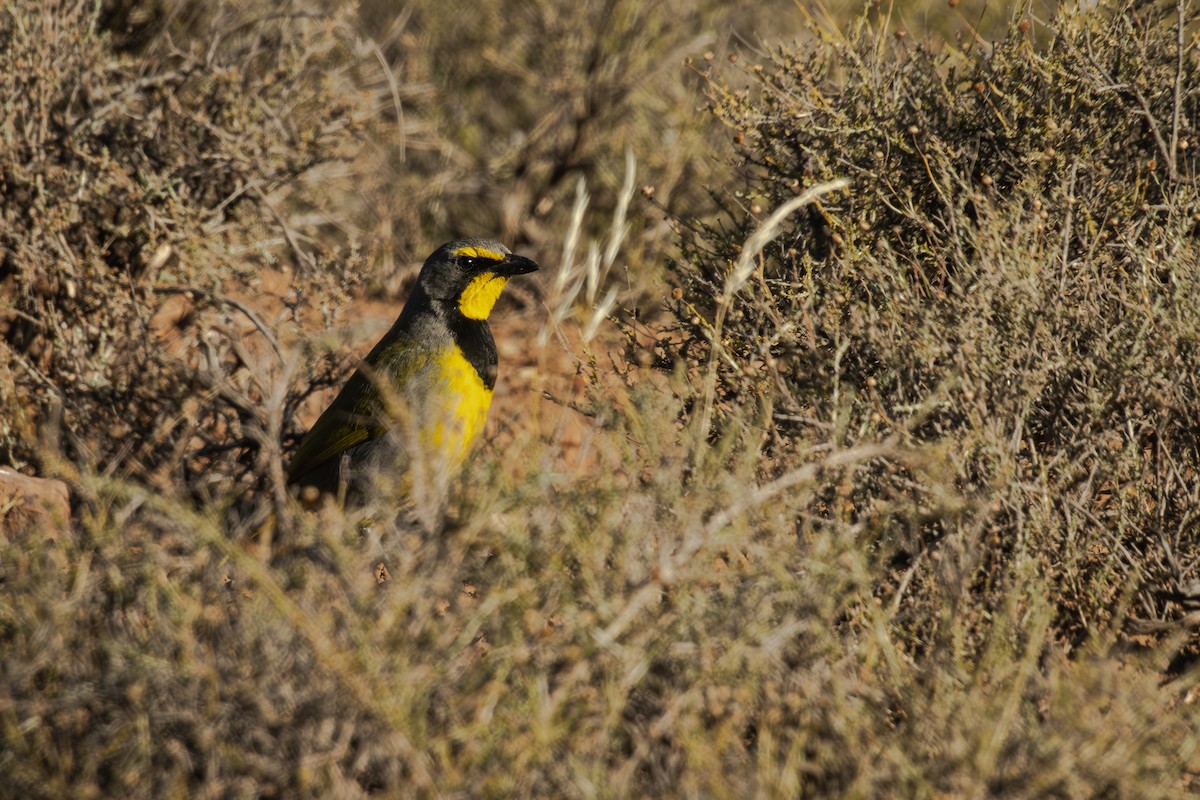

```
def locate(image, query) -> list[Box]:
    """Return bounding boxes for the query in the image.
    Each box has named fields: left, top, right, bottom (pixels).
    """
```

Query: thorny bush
left=668, top=2, right=1200, bottom=653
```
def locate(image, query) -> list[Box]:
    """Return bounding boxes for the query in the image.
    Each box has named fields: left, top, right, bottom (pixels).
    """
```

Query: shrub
left=4, top=1, right=1200, bottom=797
left=668, top=1, right=1200, bottom=651
left=347, top=0, right=801, bottom=290
left=0, top=0, right=372, bottom=488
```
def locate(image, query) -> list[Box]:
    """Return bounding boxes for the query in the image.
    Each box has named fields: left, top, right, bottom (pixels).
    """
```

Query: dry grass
left=3, top=0, right=1200, bottom=797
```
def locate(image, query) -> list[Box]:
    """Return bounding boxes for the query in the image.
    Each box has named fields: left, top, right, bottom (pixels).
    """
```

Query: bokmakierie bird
left=286, top=238, right=538, bottom=501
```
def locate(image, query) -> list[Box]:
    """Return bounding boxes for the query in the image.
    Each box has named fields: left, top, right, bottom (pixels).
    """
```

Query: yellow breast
left=424, top=344, right=494, bottom=468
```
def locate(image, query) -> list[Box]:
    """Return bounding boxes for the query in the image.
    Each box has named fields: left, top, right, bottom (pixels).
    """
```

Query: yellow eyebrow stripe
left=453, top=245, right=505, bottom=261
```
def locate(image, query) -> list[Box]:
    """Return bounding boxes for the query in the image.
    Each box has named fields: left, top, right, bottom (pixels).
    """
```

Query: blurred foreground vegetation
left=2, top=0, right=1199, bottom=796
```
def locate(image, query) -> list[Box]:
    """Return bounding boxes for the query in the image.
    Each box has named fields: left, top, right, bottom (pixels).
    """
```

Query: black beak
left=500, top=253, right=539, bottom=276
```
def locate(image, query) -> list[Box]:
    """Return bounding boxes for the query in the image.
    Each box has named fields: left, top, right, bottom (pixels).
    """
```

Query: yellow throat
left=458, top=272, right=509, bottom=320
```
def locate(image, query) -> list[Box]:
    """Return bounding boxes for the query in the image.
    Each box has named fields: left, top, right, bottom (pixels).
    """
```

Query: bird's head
left=419, top=238, right=539, bottom=320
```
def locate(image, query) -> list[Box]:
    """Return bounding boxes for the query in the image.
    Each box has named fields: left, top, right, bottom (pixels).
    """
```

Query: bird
left=286, top=238, right=539, bottom=504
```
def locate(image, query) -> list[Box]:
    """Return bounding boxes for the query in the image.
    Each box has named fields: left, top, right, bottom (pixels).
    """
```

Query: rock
left=0, top=467, right=70, bottom=539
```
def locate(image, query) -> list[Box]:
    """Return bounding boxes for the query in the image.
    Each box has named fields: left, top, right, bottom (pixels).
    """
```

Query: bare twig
left=250, top=183, right=318, bottom=273
left=1168, top=0, right=1185, bottom=183
left=370, top=24, right=409, bottom=162
left=696, top=178, right=850, bottom=445
left=1130, top=84, right=1175, bottom=182
left=701, top=440, right=891, bottom=540
left=1126, top=609, right=1200, bottom=634
left=1059, top=159, right=1078, bottom=294
left=595, top=440, right=895, bottom=648
left=143, top=285, right=283, bottom=361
